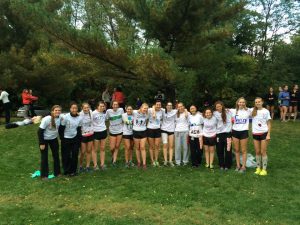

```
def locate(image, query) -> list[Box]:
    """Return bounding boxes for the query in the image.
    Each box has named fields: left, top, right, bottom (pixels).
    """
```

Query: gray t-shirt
left=39, top=115, right=61, bottom=140
left=106, top=108, right=124, bottom=134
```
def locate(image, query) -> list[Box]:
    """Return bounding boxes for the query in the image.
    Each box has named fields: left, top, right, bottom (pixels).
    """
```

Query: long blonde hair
left=252, top=97, right=263, bottom=117
left=235, top=97, right=247, bottom=115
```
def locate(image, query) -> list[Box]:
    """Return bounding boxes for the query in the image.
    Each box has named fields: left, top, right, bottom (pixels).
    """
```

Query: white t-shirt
left=80, top=111, right=94, bottom=137
left=16, top=118, right=32, bottom=126
left=39, top=116, right=61, bottom=140
left=132, top=110, right=148, bottom=131
left=161, top=109, right=177, bottom=132
left=122, top=113, right=133, bottom=135
left=106, top=108, right=124, bottom=134
left=202, top=116, right=218, bottom=137
left=147, top=108, right=163, bottom=129
left=229, top=108, right=251, bottom=131
left=61, top=113, right=82, bottom=139
left=214, top=111, right=232, bottom=134
left=252, top=108, right=271, bottom=134
left=188, top=113, right=203, bottom=137
left=0, top=91, right=10, bottom=104
left=92, top=110, right=107, bottom=132
left=175, top=112, right=189, bottom=132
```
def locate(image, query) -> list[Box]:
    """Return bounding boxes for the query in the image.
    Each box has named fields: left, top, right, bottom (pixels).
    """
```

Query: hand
left=40, top=145, right=45, bottom=150
left=266, top=134, right=271, bottom=141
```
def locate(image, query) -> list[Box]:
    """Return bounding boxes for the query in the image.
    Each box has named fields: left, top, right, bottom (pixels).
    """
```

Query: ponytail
left=50, top=105, right=61, bottom=129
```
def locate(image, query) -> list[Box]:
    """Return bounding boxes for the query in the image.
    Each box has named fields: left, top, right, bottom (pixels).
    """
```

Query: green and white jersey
left=106, top=108, right=124, bottom=134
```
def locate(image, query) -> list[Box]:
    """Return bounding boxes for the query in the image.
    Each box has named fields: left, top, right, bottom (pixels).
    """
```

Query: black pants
left=216, top=133, right=232, bottom=169
left=189, top=136, right=203, bottom=167
left=61, top=138, right=80, bottom=175
left=40, top=138, right=61, bottom=178
left=3, top=102, right=11, bottom=124
left=29, top=104, right=36, bottom=117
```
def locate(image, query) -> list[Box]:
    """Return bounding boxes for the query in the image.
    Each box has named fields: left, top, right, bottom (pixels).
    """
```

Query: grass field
left=0, top=120, right=299, bottom=225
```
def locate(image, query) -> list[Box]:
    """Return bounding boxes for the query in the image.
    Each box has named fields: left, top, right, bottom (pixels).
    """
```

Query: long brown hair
left=214, top=101, right=226, bottom=123
left=82, top=102, right=91, bottom=119
left=252, top=97, right=263, bottom=117
left=235, top=97, right=247, bottom=115
left=50, top=105, right=61, bottom=129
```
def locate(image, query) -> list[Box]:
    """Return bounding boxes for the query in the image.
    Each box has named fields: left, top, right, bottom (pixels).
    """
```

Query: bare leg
left=86, top=141, right=93, bottom=168
left=240, top=138, right=248, bottom=169
left=109, top=136, right=116, bottom=162
left=93, top=141, right=98, bottom=168
left=134, top=138, right=141, bottom=165
left=124, top=139, right=130, bottom=163
left=79, top=143, right=86, bottom=167
left=140, top=138, right=147, bottom=165
left=209, top=146, right=215, bottom=166
left=113, top=135, right=123, bottom=163
left=232, top=137, right=240, bottom=169
left=154, top=137, right=161, bottom=162
left=100, top=139, right=106, bottom=167
left=204, top=145, right=209, bottom=166
left=148, top=137, right=155, bottom=163
left=168, top=135, right=174, bottom=162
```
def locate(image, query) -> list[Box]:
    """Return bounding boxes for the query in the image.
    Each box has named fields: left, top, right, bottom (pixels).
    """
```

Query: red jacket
left=112, top=91, right=125, bottom=104
left=22, top=92, right=38, bottom=104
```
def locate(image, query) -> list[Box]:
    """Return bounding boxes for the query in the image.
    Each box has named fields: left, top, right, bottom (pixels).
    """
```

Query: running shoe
left=259, top=169, right=267, bottom=176
left=129, top=161, right=135, bottom=167
left=254, top=168, right=261, bottom=175
left=205, top=163, right=209, bottom=168
left=235, top=167, right=240, bottom=172
left=93, top=166, right=100, bottom=171
left=238, top=168, right=246, bottom=173
left=169, top=161, right=175, bottom=167
left=79, top=167, right=85, bottom=173
left=155, top=161, right=160, bottom=167
left=163, top=161, right=168, bottom=166
left=85, top=167, right=92, bottom=173
left=143, top=164, right=147, bottom=170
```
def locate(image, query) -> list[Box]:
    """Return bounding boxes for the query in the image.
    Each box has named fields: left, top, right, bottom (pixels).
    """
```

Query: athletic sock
left=262, top=156, right=268, bottom=170
left=256, top=155, right=262, bottom=168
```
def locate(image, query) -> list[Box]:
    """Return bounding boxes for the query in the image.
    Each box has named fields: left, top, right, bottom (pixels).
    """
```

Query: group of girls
left=37, top=96, right=272, bottom=180
left=267, top=85, right=299, bottom=122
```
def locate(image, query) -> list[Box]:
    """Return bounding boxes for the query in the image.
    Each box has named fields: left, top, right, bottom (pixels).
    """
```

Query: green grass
left=0, top=121, right=299, bottom=225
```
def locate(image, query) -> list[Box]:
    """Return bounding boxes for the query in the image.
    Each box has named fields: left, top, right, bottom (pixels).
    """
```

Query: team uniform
left=92, top=110, right=107, bottom=140
left=188, top=113, right=204, bottom=167
left=174, top=112, right=190, bottom=165
left=252, top=108, right=271, bottom=141
left=202, top=116, right=218, bottom=146
left=147, top=108, right=163, bottom=138
left=38, top=115, right=61, bottom=178
left=161, top=109, right=177, bottom=144
left=59, top=113, right=82, bottom=175
left=214, top=111, right=232, bottom=169
left=229, top=108, right=251, bottom=139
left=80, top=110, right=94, bottom=143
left=122, top=113, right=133, bottom=139
left=106, top=108, right=124, bottom=136
left=132, top=110, right=149, bottom=139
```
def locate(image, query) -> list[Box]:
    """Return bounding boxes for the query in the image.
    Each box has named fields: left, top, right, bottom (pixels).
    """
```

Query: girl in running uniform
left=230, top=97, right=251, bottom=173
left=174, top=102, right=189, bottom=166
left=188, top=105, right=203, bottom=168
left=147, top=101, right=164, bottom=166
left=132, top=103, right=149, bottom=169
left=92, top=101, right=107, bottom=170
left=265, top=87, right=276, bottom=120
left=278, top=85, right=290, bottom=122
left=106, top=101, right=124, bottom=166
left=59, top=103, right=82, bottom=176
left=122, top=105, right=135, bottom=168
left=252, top=97, right=271, bottom=176
left=288, top=85, right=299, bottom=121
left=79, top=103, right=94, bottom=172
left=38, top=105, right=62, bottom=180
left=214, top=101, right=232, bottom=170
left=202, top=108, right=218, bottom=169
left=161, top=102, right=177, bottom=166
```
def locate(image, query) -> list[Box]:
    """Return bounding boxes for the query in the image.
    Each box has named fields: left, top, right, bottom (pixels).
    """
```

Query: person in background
left=203, top=89, right=213, bottom=108
left=22, top=89, right=38, bottom=118
left=278, top=85, right=290, bottom=122
left=136, top=97, right=142, bottom=109
left=288, top=84, right=299, bottom=122
left=154, top=90, right=165, bottom=103
left=112, top=87, right=125, bottom=109
left=102, top=87, right=111, bottom=108
left=29, top=89, right=38, bottom=117
left=278, top=86, right=283, bottom=120
left=0, top=88, right=11, bottom=124
left=38, top=105, right=62, bottom=180
left=265, top=87, right=277, bottom=120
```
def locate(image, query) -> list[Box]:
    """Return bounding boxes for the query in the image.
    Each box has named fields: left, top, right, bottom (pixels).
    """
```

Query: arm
left=0, top=92, right=3, bottom=100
